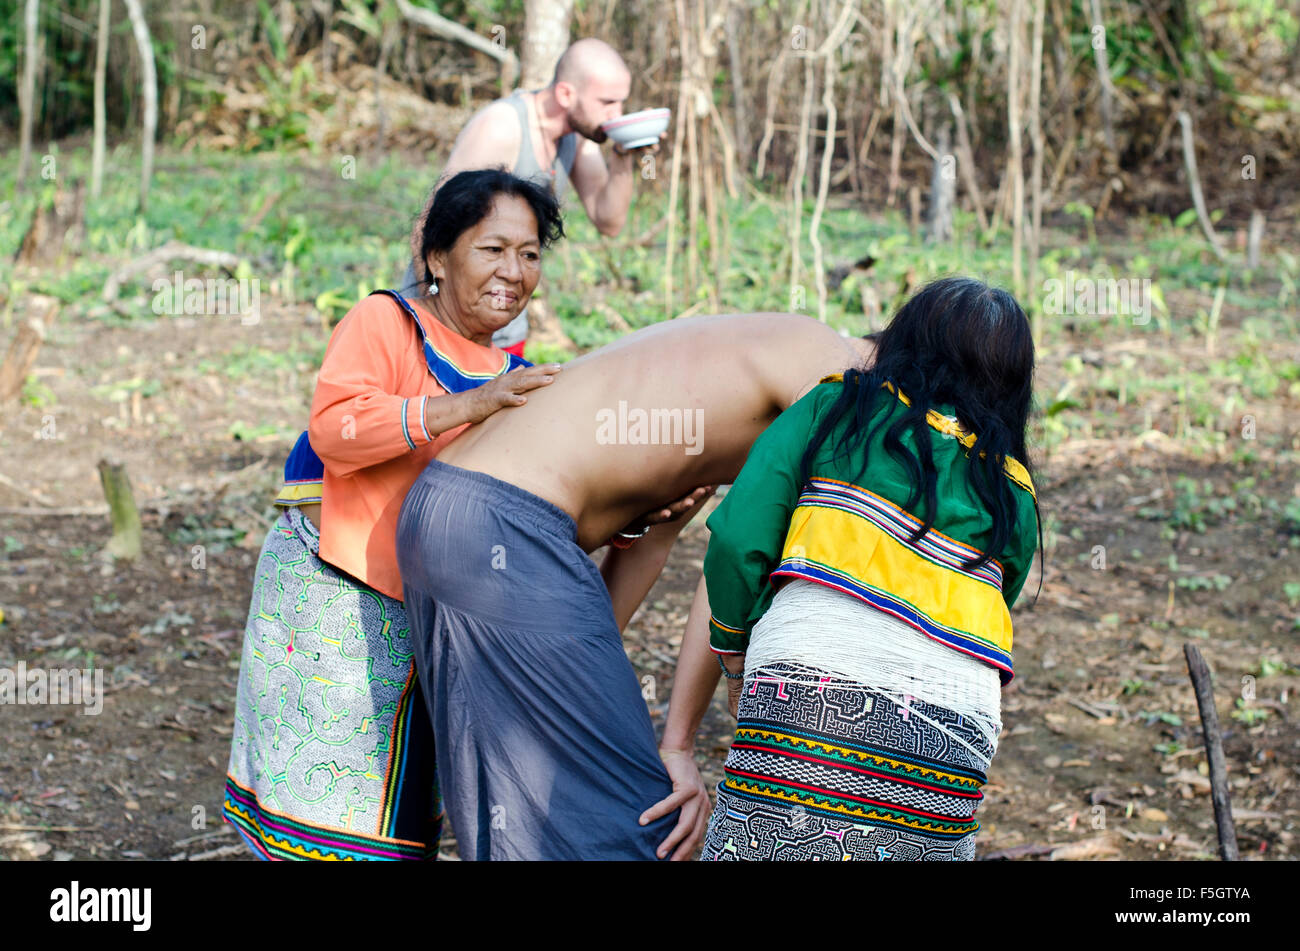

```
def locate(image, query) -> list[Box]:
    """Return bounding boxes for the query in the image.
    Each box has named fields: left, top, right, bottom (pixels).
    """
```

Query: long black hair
left=801, top=277, right=1043, bottom=590
left=404, top=167, right=565, bottom=292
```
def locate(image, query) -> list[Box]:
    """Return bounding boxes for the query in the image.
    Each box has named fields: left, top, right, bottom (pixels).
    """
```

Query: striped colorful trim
left=369, top=290, right=534, bottom=394
left=400, top=397, right=416, bottom=450
left=418, top=394, right=432, bottom=443
left=274, top=479, right=323, bottom=506
left=222, top=775, right=435, bottom=861
left=708, top=474, right=1017, bottom=679
left=708, top=616, right=748, bottom=653
left=770, top=561, right=1014, bottom=680
left=378, top=667, right=423, bottom=839
left=798, top=477, right=1004, bottom=589
left=720, top=775, right=979, bottom=837
left=710, top=616, right=745, bottom=635
left=734, top=724, right=985, bottom=790
left=421, top=338, right=508, bottom=393
left=718, top=718, right=986, bottom=838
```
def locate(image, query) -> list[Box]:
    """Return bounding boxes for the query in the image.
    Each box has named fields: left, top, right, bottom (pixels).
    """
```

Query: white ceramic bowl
left=601, top=108, right=671, bottom=149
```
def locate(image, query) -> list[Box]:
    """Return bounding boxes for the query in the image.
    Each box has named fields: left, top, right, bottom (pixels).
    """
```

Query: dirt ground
left=1, top=291, right=1297, bottom=862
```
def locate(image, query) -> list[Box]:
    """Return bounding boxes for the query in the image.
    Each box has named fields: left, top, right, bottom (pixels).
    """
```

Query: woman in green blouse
left=662, top=277, right=1043, bottom=861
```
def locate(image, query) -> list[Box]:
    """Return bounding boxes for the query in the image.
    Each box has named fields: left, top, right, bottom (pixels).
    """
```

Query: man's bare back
left=437, top=312, right=872, bottom=549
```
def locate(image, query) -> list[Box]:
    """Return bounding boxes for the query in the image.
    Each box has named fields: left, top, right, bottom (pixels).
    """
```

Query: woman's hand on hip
left=466, top=363, right=562, bottom=424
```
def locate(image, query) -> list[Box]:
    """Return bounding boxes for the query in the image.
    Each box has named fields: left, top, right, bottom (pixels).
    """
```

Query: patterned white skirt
left=702, top=580, right=1002, bottom=861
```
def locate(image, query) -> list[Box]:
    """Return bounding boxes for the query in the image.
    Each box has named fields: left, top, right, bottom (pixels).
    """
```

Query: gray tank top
left=504, top=90, right=579, bottom=199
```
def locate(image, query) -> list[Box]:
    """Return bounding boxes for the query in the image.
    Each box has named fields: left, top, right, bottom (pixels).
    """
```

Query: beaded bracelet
left=717, top=653, right=744, bottom=679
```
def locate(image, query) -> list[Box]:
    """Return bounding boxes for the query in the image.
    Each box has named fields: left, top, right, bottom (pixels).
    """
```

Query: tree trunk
left=15, top=179, right=86, bottom=268
left=122, top=0, right=157, bottom=212
left=1028, top=0, right=1046, bottom=339
left=1007, top=0, right=1026, bottom=295
left=927, top=125, right=954, bottom=243
left=521, top=0, right=574, bottom=90
left=91, top=0, right=111, bottom=199
left=946, top=92, right=987, bottom=232
left=664, top=0, right=691, bottom=317
left=317, top=0, right=333, bottom=77
left=810, top=0, right=858, bottom=321
left=17, top=0, right=40, bottom=187
left=724, top=4, right=751, bottom=162
left=1088, top=0, right=1117, bottom=158
left=789, top=51, right=815, bottom=294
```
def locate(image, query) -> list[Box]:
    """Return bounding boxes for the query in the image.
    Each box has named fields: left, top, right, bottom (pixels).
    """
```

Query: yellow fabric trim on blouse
left=274, top=480, right=323, bottom=505
left=816, top=373, right=1036, bottom=500
left=777, top=504, right=1015, bottom=665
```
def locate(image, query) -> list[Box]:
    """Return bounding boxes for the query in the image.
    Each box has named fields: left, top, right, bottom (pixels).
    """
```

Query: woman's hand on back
left=465, top=363, right=563, bottom=424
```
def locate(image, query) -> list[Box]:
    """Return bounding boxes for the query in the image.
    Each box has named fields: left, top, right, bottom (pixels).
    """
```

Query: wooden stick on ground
left=1183, top=643, right=1239, bottom=861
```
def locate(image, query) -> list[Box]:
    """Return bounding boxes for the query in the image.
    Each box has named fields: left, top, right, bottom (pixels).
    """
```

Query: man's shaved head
left=552, top=38, right=630, bottom=90
left=548, top=38, right=631, bottom=144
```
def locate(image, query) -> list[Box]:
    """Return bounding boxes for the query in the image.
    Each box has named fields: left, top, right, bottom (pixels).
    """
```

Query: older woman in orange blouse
left=223, top=169, right=567, bottom=860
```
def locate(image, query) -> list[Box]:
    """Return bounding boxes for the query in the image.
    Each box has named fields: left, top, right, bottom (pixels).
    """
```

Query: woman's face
left=426, top=194, right=542, bottom=344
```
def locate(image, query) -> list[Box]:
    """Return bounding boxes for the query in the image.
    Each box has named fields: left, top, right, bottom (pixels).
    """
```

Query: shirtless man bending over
left=395, top=313, right=873, bottom=861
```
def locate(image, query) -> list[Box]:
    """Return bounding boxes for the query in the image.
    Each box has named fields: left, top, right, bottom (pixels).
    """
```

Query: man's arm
left=567, top=137, right=635, bottom=237
left=599, top=522, right=678, bottom=632
left=599, top=486, right=713, bottom=631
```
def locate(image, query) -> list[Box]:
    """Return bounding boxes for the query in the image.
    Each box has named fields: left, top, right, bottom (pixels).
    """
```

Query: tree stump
left=0, top=320, right=44, bottom=404
left=0, top=295, right=59, bottom=404
left=98, top=458, right=142, bottom=562
left=14, top=180, right=87, bottom=268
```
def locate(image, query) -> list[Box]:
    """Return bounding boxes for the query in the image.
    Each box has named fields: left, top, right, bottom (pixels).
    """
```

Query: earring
left=429, top=278, right=439, bottom=295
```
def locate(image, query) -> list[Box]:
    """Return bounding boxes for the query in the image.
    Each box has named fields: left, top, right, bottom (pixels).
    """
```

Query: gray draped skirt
left=396, top=459, right=677, bottom=860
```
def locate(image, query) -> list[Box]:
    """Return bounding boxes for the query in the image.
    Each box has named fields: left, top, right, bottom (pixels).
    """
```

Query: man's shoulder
left=472, top=96, right=523, bottom=123
left=453, top=100, right=523, bottom=154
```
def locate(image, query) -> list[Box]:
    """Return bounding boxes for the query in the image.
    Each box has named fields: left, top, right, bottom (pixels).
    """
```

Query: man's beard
left=570, top=114, right=608, bottom=143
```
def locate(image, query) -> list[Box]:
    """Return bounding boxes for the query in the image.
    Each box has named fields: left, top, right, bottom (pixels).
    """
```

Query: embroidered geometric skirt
left=701, top=662, right=994, bottom=861
left=223, top=507, right=442, bottom=860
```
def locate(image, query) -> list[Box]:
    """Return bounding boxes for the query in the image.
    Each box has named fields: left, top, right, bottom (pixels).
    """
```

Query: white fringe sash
left=745, top=579, right=1003, bottom=768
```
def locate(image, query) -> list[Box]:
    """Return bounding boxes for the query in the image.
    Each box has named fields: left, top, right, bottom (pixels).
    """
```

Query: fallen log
left=101, top=240, right=243, bottom=302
